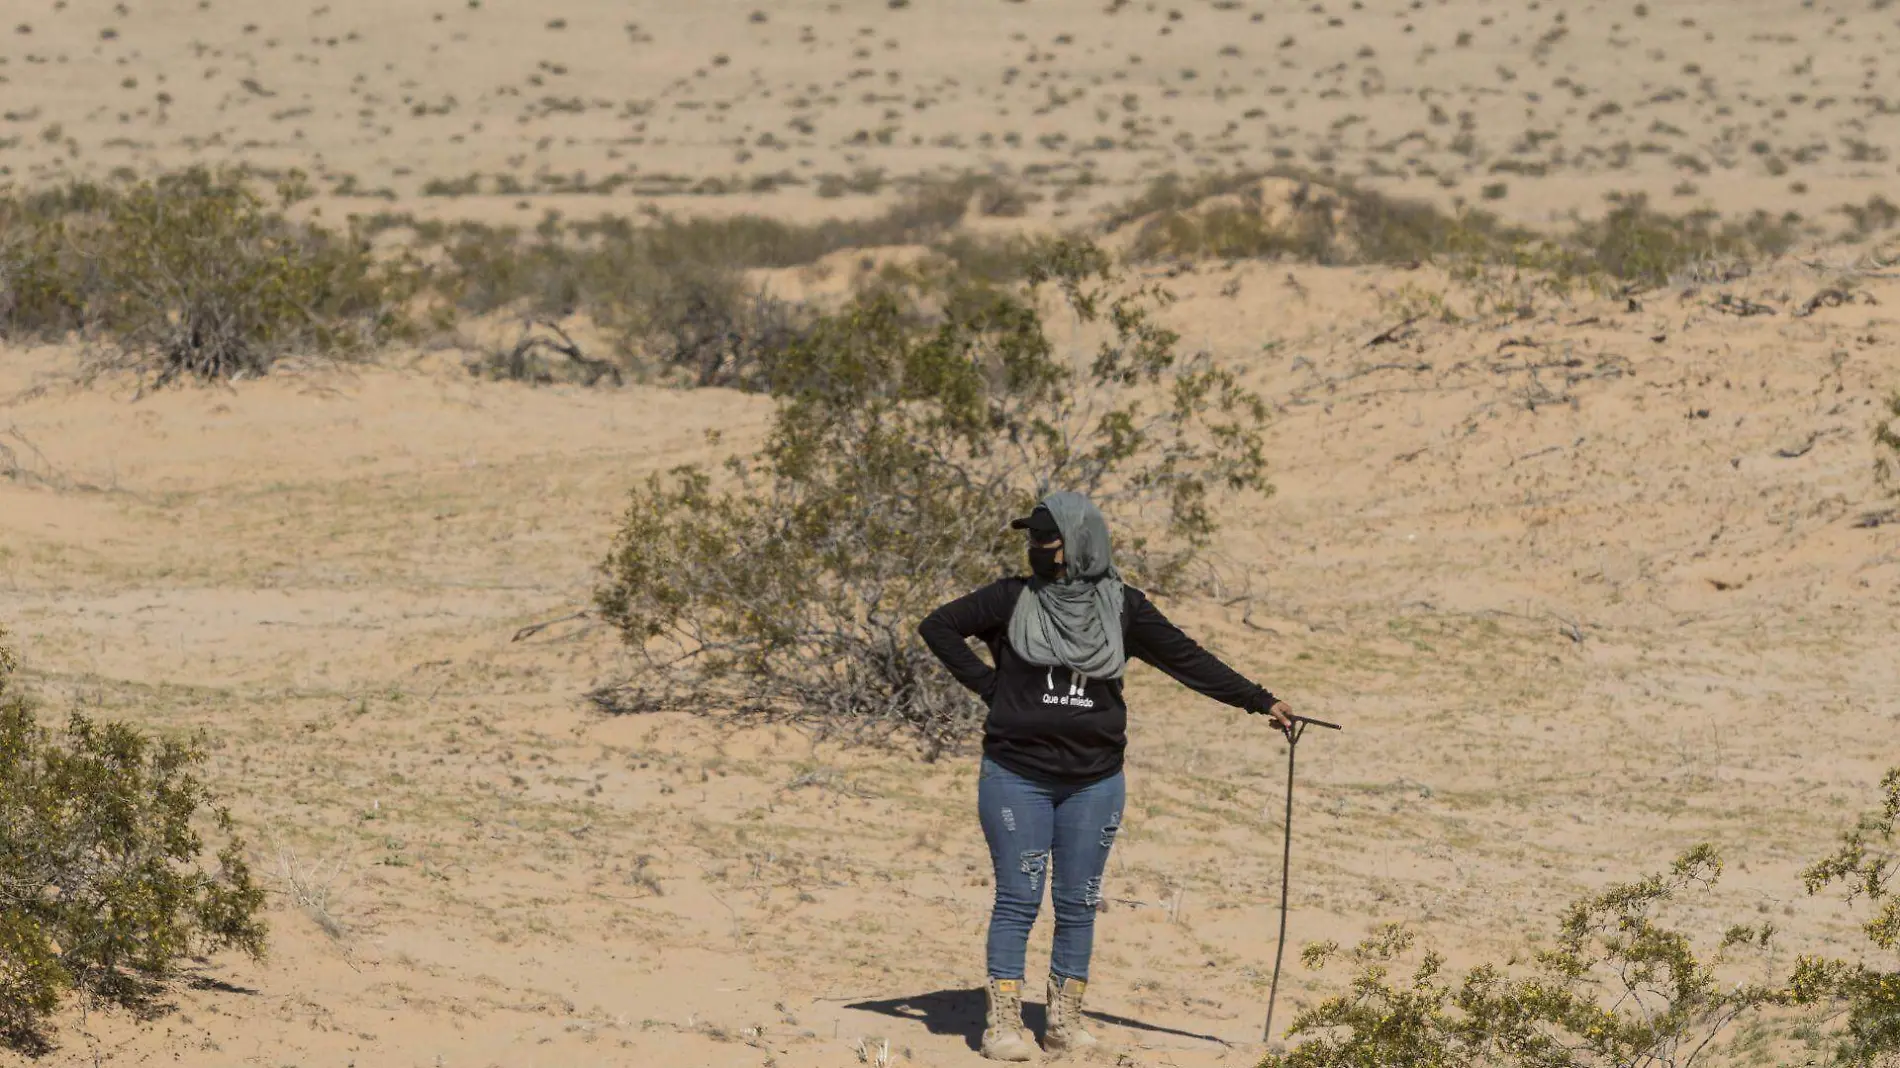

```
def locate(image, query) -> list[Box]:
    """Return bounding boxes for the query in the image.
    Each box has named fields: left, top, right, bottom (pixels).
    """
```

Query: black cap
left=1009, top=505, right=1060, bottom=538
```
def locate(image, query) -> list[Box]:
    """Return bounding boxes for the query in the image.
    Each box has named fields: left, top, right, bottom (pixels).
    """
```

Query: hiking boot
left=1042, top=974, right=1100, bottom=1055
left=981, top=978, right=1037, bottom=1061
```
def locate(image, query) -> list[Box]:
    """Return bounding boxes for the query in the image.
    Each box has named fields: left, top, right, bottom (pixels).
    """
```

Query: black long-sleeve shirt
left=918, top=577, right=1276, bottom=784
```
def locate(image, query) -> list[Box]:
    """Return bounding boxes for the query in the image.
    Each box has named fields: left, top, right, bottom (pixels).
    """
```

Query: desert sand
left=8, top=0, right=1900, bottom=226
left=3, top=2, right=1900, bottom=1067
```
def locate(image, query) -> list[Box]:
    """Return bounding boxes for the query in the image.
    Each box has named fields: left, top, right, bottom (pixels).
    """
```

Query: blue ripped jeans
left=978, top=757, right=1126, bottom=982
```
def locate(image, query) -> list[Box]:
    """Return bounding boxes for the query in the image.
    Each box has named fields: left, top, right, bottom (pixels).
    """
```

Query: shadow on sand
left=843, top=987, right=1235, bottom=1052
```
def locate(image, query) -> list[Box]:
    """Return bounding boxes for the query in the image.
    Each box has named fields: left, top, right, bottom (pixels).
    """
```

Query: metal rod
left=1263, top=722, right=1302, bottom=1043
left=1263, top=713, right=1339, bottom=1044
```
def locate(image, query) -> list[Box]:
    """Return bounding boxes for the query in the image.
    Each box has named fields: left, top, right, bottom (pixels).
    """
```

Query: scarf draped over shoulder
left=1005, top=491, right=1127, bottom=680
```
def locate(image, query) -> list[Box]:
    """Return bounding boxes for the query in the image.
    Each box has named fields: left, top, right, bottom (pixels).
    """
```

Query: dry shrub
left=433, top=174, right=992, bottom=312
left=463, top=318, right=624, bottom=388
left=593, top=240, right=1270, bottom=754
left=648, top=276, right=806, bottom=389
left=0, top=625, right=266, bottom=1051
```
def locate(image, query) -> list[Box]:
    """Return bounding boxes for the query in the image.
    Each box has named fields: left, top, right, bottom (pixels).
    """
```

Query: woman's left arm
left=1126, top=589, right=1281, bottom=713
left=917, top=579, right=1017, bottom=701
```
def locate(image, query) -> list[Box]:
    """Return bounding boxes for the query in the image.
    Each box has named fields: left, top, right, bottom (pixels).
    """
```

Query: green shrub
left=1343, top=187, right=1510, bottom=267
left=1262, top=845, right=1781, bottom=1068
left=594, top=240, right=1270, bottom=754
left=1, top=170, right=416, bottom=383
left=420, top=173, right=482, bottom=197
left=1564, top=194, right=1801, bottom=288
left=0, top=625, right=265, bottom=1050
left=0, top=187, right=99, bottom=342
left=1266, top=771, right=1900, bottom=1068
left=1791, top=767, right=1900, bottom=1065
left=1839, top=196, right=1900, bottom=240
left=90, top=170, right=417, bottom=385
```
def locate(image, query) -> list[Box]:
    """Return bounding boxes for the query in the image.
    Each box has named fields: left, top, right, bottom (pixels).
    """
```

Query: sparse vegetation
left=429, top=215, right=812, bottom=386
left=2, top=4, right=1897, bottom=1061
left=1108, top=171, right=1806, bottom=291
left=0, top=625, right=267, bottom=1051
left=464, top=317, right=625, bottom=387
left=0, top=165, right=1834, bottom=385
left=1110, top=168, right=1521, bottom=267
left=3, top=169, right=1030, bottom=388
left=593, top=241, right=1269, bottom=753
left=1265, top=770, right=1900, bottom=1068
left=1261, top=846, right=1781, bottom=1068
left=417, top=176, right=1043, bottom=386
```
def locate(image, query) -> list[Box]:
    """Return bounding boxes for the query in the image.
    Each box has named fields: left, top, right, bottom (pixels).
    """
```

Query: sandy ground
left=4, top=255, right=1898, bottom=1065
left=7, top=1, right=1900, bottom=227
left=5, top=1, right=1900, bottom=1066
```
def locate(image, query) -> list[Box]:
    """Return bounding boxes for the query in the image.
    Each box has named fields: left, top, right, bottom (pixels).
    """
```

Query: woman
left=919, top=491, right=1294, bottom=1061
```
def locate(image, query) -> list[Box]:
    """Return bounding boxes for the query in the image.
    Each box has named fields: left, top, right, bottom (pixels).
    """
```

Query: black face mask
left=1027, top=544, right=1064, bottom=582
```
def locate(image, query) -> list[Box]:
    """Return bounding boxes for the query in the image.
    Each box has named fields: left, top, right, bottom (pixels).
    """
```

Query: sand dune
left=3, top=2, right=1900, bottom=1066
left=6, top=257, right=1898, bottom=1063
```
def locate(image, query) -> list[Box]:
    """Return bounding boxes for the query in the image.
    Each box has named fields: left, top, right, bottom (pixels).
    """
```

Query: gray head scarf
left=1006, top=491, right=1127, bottom=680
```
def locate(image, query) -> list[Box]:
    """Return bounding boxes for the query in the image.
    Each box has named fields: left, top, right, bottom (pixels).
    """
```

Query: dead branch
left=0, top=425, right=120, bottom=495
left=1492, top=357, right=1585, bottom=374
left=1508, top=444, right=1567, bottom=467
left=1793, top=288, right=1853, bottom=317
left=1775, top=435, right=1817, bottom=460
left=511, top=610, right=592, bottom=642
left=1365, top=315, right=1423, bottom=347
left=487, top=318, right=623, bottom=387
left=1711, top=293, right=1777, bottom=317
left=1339, top=361, right=1433, bottom=382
